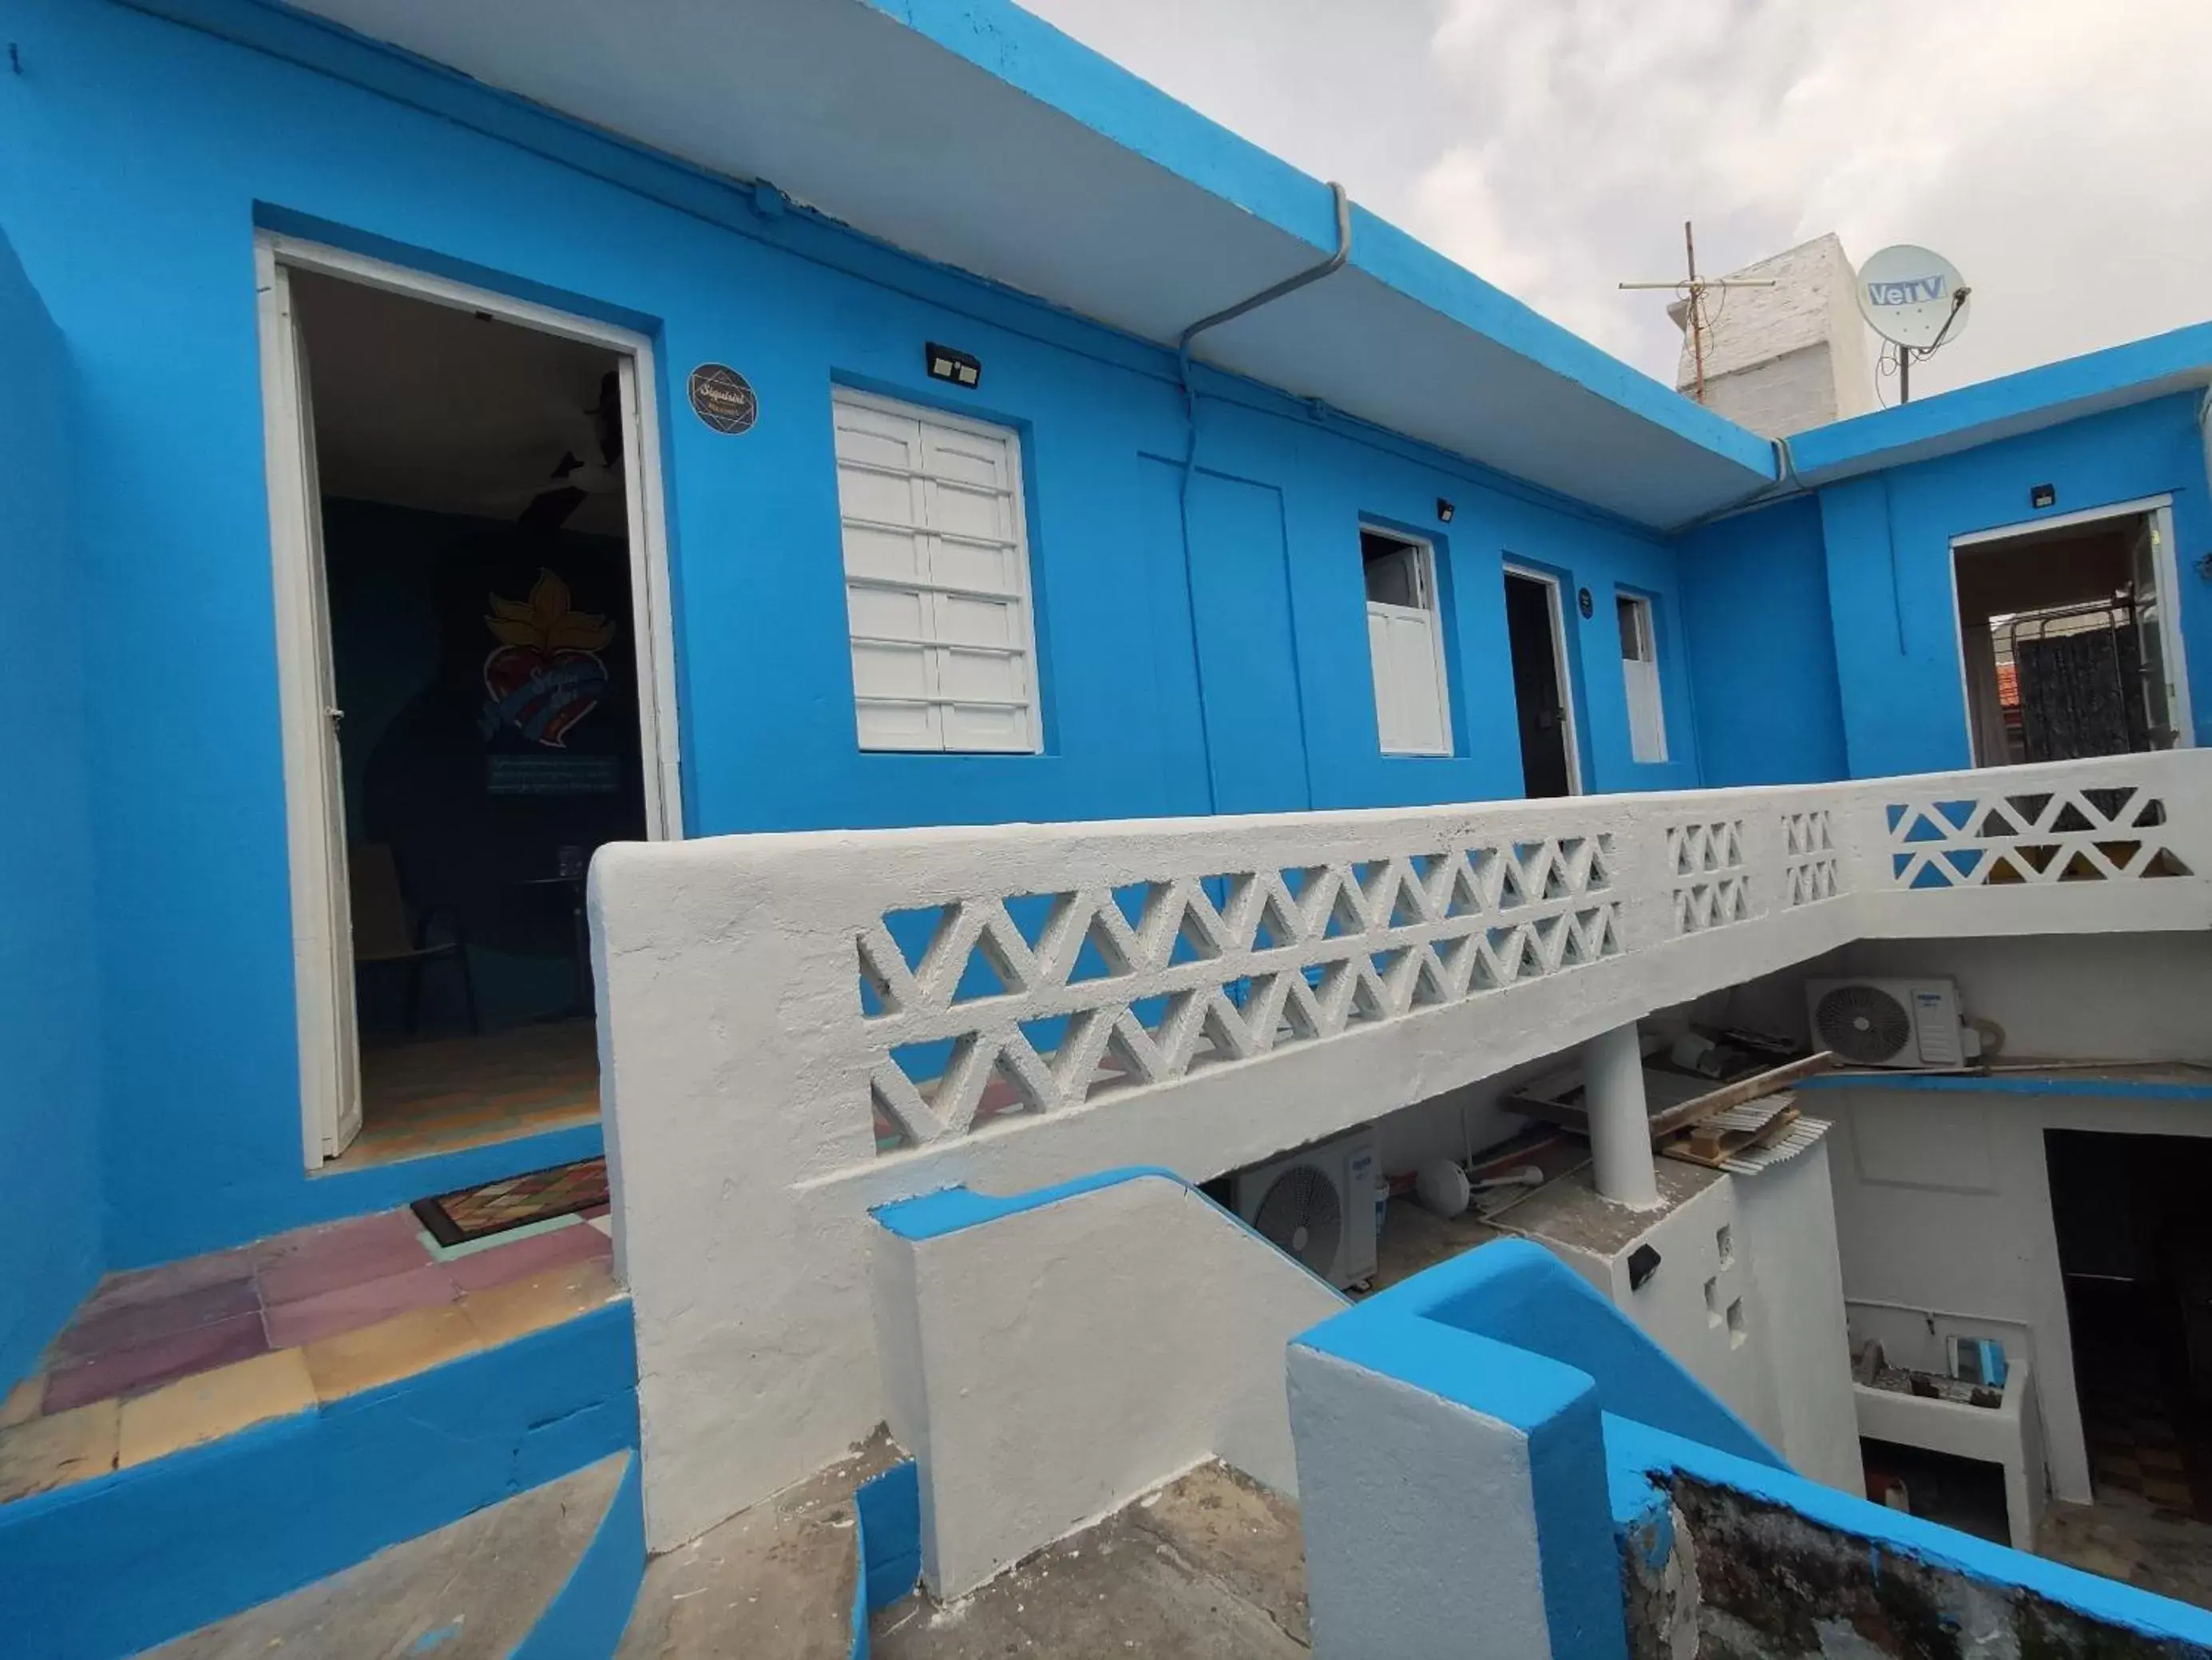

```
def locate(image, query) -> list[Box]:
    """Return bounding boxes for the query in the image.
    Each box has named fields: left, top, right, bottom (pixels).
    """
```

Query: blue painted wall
left=0, top=230, right=104, bottom=1388
left=0, top=0, right=1703, bottom=1264
left=1818, top=394, right=2212, bottom=778
left=1675, top=495, right=1851, bottom=786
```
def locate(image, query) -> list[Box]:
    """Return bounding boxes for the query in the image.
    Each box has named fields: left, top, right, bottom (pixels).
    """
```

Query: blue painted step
left=0, top=1305, right=640, bottom=1659
left=149, top=1450, right=643, bottom=1658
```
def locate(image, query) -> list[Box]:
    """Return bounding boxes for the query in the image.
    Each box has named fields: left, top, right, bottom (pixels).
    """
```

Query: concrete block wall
left=869, top=1171, right=1343, bottom=1597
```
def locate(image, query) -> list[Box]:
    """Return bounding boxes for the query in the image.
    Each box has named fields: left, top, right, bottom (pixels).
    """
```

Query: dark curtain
left=2015, top=626, right=2147, bottom=762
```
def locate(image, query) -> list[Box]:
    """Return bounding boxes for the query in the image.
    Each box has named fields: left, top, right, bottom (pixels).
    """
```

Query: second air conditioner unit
left=1231, top=1125, right=1379, bottom=1290
left=1806, top=977, right=1980, bottom=1070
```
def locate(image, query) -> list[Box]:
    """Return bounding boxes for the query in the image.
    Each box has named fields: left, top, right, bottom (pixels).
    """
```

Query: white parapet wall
left=869, top=1169, right=1346, bottom=1597
left=1731, top=1138, right=1864, bottom=1492
left=592, top=751, right=2212, bottom=1550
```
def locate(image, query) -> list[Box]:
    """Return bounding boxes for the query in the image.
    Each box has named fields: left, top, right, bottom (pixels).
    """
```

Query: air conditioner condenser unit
left=1806, top=977, right=1982, bottom=1070
left=1231, top=1126, right=1378, bottom=1290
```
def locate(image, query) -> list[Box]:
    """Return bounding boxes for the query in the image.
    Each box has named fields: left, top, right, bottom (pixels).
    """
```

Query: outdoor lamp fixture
left=2029, top=483, right=2056, bottom=509
left=1437, top=497, right=1456, bottom=523
left=926, top=342, right=982, bottom=388
left=1627, top=1243, right=1662, bottom=1290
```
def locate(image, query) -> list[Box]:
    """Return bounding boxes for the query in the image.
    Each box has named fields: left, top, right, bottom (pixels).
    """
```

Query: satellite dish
left=1855, top=244, right=1971, bottom=350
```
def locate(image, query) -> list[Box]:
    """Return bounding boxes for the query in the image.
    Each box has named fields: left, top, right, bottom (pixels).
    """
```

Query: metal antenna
left=1619, top=221, right=1776, bottom=404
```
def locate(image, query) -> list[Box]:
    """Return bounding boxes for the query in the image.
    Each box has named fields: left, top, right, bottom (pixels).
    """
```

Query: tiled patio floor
left=343, top=1017, right=600, bottom=1167
left=0, top=1199, right=620, bottom=1504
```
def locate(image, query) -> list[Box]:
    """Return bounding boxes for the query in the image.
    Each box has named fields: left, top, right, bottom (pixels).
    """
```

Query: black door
left=1504, top=572, right=1574, bottom=798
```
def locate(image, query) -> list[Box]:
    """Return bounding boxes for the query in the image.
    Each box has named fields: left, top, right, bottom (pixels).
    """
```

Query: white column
left=1582, top=1023, right=1659, bottom=1210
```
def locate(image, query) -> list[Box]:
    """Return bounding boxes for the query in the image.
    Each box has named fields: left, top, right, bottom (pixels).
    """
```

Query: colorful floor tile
left=340, top=1016, right=601, bottom=1168
left=0, top=1175, right=623, bottom=1505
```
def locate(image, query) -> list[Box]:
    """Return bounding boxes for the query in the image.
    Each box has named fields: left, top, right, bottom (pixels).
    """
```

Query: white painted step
left=144, top=1453, right=628, bottom=1658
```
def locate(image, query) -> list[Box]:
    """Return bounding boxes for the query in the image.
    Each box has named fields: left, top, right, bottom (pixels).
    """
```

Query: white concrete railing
left=591, top=751, right=2212, bottom=1552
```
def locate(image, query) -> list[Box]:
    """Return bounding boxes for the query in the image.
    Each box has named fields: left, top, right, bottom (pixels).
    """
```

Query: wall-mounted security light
left=926, top=343, right=981, bottom=389
left=1436, top=497, right=1456, bottom=524
left=1627, top=1243, right=1662, bottom=1291
left=2030, top=483, right=2056, bottom=509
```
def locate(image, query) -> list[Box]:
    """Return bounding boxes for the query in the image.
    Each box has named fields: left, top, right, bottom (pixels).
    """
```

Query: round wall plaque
left=1577, top=586, right=1595, bottom=619
left=688, top=363, right=758, bottom=434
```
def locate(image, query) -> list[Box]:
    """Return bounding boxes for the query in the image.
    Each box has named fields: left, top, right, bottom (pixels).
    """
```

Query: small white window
left=1362, top=528, right=1453, bottom=756
left=831, top=389, right=1042, bottom=752
left=1618, top=592, right=1667, bottom=763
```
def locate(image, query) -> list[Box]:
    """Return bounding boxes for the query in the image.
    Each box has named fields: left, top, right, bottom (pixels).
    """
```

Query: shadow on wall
left=0, top=232, right=104, bottom=1389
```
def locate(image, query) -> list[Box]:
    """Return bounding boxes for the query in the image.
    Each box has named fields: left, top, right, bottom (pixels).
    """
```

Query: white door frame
left=1948, top=493, right=2193, bottom=765
left=1503, top=562, right=1584, bottom=795
left=254, top=232, right=685, bottom=1167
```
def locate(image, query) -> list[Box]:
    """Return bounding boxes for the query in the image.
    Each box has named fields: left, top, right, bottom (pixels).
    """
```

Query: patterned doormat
left=413, top=1157, right=609, bottom=1247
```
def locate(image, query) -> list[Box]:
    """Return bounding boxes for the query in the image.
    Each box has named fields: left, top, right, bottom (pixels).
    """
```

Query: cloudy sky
left=1021, top=0, right=2212, bottom=401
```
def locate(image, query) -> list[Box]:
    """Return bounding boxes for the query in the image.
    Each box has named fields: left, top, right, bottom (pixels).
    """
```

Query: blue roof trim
left=127, top=0, right=1755, bottom=537
left=1798, top=1071, right=2212, bottom=1102
left=864, top=0, right=1778, bottom=487
left=1791, top=320, right=2212, bottom=484
left=1606, top=1415, right=2212, bottom=1646
left=870, top=1166, right=1183, bottom=1239
left=1297, top=1238, right=1780, bottom=1468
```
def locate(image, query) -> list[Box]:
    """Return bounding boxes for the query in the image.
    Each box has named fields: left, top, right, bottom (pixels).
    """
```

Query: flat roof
left=1789, top=321, right=2212, bottom=487
left=266, top=0, right=1782, bottom=528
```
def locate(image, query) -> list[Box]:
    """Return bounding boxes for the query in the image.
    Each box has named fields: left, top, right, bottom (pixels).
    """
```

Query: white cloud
left=1018, top=0, right=2212, bottom=397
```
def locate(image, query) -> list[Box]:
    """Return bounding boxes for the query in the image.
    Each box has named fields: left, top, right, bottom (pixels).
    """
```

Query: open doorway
left=257, top=237, right=679, bottom=1170
left=1503, top=566, right=1580, bottom=797
left=2045, top=1129, right=2212, bottom=1527
left=1952, top=502, right=2191, bottom=767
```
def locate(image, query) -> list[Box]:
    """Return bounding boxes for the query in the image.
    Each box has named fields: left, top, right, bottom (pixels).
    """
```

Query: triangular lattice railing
left=1780, top=809, right=1839, bottom=908
left=1666, top=817, right=1751, bottom=934
left=860, top=837, right=1622, bottom=1150
left=1885, top=784, right=2194, bottom=889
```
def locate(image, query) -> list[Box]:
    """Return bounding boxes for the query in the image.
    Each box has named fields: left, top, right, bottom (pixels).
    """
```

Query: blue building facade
left=2, top=0, right=2210, bottom=1341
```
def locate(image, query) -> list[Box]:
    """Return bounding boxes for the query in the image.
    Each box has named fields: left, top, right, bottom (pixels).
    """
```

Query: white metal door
left=257, top=250, right=363, bottom=1163
left=2132, top=511, right=2188, bottom=749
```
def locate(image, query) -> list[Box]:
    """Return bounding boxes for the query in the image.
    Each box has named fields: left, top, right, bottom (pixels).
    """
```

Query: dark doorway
left=1861, top=1436, right=2012, bottom=1545
left=1953, top=510, right=2183, bottom=766
left=2046, top=1129, right=2212, bottom=1523
left=290, top=268, right=652, bottom=1166
left=1504, top=569, right=1576, bottom=798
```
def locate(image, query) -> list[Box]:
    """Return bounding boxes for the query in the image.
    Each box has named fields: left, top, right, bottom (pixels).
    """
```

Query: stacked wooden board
left=1504, top=1046, right=1836, bottom=1177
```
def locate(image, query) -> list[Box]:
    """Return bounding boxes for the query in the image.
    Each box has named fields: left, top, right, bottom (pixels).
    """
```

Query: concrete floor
left=152, top=1454, right=627, bottom=1658
left=616, top=1431, right=905, bottom=1660
left=2038, top=1492, right=2212, bottom=1612
left=871, top=1462, right=1309, bottom=1658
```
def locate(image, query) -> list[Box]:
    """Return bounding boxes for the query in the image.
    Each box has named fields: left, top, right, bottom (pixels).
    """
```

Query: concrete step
left=870, top=1461, right=1308, bottom=1658
left=0, top=1292, right=638, bottom=1659
left=148, top=1452, right=637, bottom=1659
left=616, top=1431, right=906, bottom=1660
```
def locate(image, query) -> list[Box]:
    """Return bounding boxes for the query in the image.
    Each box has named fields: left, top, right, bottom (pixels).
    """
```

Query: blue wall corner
left=850, top=1457, right=922, bottom=1658
left=0, top=227, right=105, bottom=1389
left=1675, top=495, right=1850, bottom=786
left=857, top=1459, right=922, bottom=1611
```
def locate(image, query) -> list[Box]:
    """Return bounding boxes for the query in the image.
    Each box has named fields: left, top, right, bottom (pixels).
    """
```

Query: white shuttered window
left=1618, top=592, right=1667, bottom=763
left=832, top=390, right=1042, bottom=752
left=1362, top=528, right=1453, bottom=756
